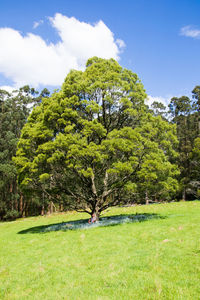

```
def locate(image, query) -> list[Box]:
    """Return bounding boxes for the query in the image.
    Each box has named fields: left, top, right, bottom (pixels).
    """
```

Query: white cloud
left=33, top=20, right=44, bottom=29
left=180, top=25, right=200, bottom=39
left=116, top=39, right=126, bottom=49
left=146, top=95, right=171, bottom=107
left=0, top=85, right=17, bottom=93
left=0, top=13, right=125, bottom=88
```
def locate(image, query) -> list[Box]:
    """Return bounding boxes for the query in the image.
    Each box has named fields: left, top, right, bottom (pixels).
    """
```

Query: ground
left=0, top=201, right=200, bottom=299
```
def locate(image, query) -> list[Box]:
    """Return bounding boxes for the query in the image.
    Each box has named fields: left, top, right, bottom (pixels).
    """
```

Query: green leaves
left=39, top=173, right=50, bottom=183
left=0, top=86, right=50, bottom=219
left=14, top=57, right=179, bottom=215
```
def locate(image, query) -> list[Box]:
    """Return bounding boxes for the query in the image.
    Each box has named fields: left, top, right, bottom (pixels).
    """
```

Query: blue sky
left=0, top=0, right=200, bottom=105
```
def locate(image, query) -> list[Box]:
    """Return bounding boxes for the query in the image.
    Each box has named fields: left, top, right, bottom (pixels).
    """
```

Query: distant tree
left=136, top=115, right=179, bottom=204
left=168, top=90, right=200, bottom=200
left=168, top=96, right=194, bottom=200
left=192, top=86, right=200, bottom=135
left=0, top=86, right=50, bottom=220
left=150, top=101, right=167, bottom=119
left=15, top=57, right=179, bottom=219
left=188, top=137, right=200, bottom=198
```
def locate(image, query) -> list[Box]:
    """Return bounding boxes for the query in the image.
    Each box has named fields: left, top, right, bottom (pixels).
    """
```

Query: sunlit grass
left=0, top=201, right=200, bottom=299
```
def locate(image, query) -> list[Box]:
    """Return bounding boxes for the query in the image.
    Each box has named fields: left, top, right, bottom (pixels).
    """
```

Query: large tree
left=15, top=57, right=178, bottom=219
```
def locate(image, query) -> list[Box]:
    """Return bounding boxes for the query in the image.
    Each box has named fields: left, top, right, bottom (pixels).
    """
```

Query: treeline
left=0, top=58, right=200, bottom=220
left=0, top=86, right=50, bottom=220
left=150, top=87, right=200, bottom=200
left=168, top=87, right=200, bottom=200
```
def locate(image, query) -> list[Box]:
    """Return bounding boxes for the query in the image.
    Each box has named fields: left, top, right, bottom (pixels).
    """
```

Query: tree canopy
left=0, top=86, right=50, bottom=220
left=14, top=57, right=179, bottom=219
left=168, top=89, right=200, bottom=200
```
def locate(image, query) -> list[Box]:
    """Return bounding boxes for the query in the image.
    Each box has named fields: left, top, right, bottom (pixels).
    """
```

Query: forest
left=0, top=57, right=200, bottom=221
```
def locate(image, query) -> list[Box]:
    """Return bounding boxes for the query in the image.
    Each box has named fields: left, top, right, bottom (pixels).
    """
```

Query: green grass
left=0, top=201, right=200, bottom=300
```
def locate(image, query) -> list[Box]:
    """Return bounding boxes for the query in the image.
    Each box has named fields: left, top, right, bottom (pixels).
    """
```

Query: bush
left=3, top=210, right=21, bottom=221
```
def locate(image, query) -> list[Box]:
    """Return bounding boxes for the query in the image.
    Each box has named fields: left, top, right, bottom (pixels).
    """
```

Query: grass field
left=0, top=201, right=200, bottom=300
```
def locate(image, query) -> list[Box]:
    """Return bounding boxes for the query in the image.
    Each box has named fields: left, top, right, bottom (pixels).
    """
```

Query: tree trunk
left=145, top=191, right=149, bottom=205
left=91, top=206, right=100, bottom=221
left=22, top=201, right=26, bottom=217
left=14, top=181, right=18, bottom=211
left=59, top=203, right=63, bottom=212
left=25, top=203, right=29, bottom=217
left=182, top=188, right=186, bottom=201
left=95, top=212, right=100, bottom=221
left=41, top=205, right=45, bottom=216
left=47, top=201, right=56, bottom=214
left=19, top=193, right=23, bottom=215
left=41, top=192, right=45, bottom=215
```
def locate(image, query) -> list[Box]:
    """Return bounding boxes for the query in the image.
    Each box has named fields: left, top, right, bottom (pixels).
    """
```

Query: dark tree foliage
left=150, top=101, right=167, bottom=120
left=0, top=86, right=50, bottom=220
left=168, top=87, right=200, bottom=200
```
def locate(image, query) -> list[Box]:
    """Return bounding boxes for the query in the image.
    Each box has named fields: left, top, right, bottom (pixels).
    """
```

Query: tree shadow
left=18, top=213, right=166, bottom=234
